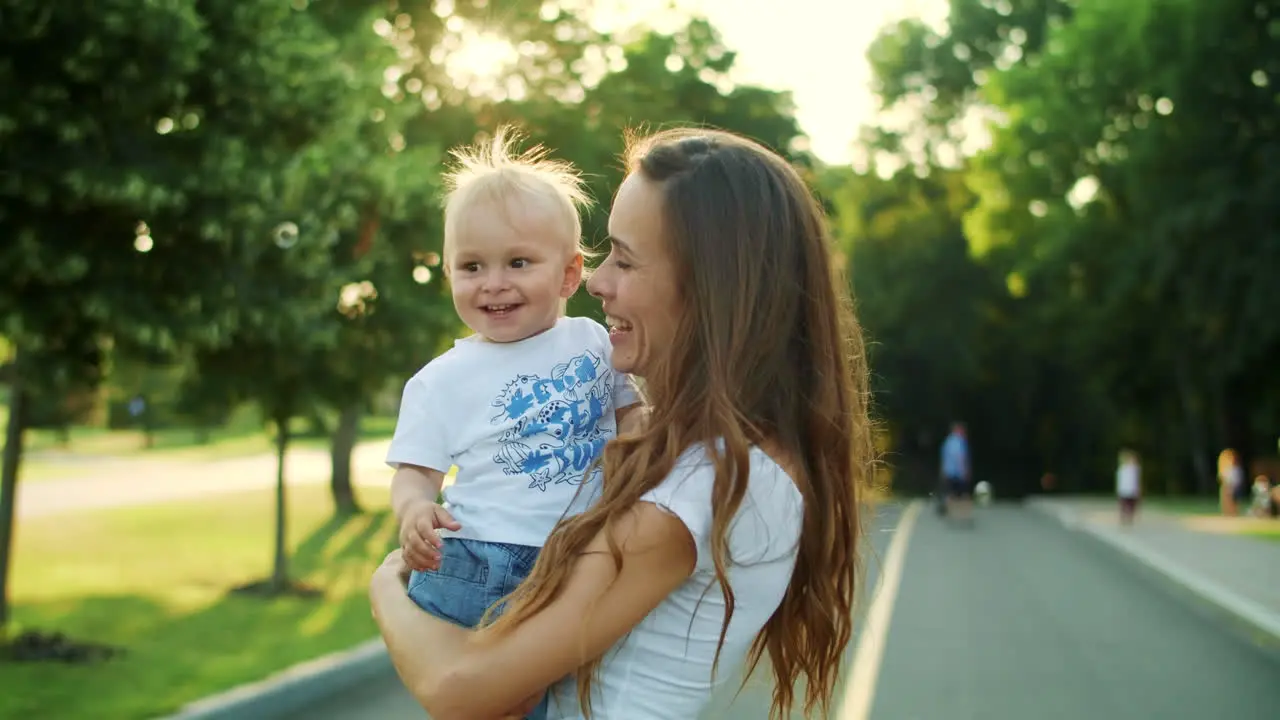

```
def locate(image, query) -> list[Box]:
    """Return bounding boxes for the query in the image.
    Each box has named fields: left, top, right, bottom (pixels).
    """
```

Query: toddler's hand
left=398, top=499, right=462, bottom=572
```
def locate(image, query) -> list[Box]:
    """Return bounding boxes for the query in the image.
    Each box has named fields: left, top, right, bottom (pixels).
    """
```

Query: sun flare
left=446, top=28, right=519, bottom=86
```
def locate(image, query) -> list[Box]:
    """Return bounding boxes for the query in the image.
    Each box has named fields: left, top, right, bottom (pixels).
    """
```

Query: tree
left=1, top=4, right=209, bottom=632
left=965, top=0, right=1280, bottom=488
left=859, top=0, right=1280, bottom=494
left=179, top=2, right=446, bottom=589
left=0, top=0, right=387, bottom=633
left=864, top=0, right=1074, bottom=168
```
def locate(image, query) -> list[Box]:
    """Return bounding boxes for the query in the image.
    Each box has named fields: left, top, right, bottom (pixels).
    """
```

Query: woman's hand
left=374, top=549, right=412, bottom=589
left=370, top=547, right=545, bottom=719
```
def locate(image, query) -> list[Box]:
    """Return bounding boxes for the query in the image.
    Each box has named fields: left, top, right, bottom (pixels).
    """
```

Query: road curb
left=155, top=638, right=393, bottom=720
left=1027, top=499, right=1280, bottom=648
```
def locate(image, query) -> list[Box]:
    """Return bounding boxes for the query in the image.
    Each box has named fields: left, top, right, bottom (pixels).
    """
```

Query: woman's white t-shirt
left=545, top=444, right=804, bottom=719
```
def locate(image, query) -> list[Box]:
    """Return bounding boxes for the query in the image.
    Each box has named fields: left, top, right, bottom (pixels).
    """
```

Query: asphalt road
left=281, top=503, right=1280, bottom=719
left=869, top=505, right=1279, bottom=720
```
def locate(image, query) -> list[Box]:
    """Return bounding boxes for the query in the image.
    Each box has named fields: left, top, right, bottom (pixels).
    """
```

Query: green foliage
left=3, top=0, right=807, bottom=455
left=484, top=16, right=806, bottom=319
left=0, top=0, right=812, bottom=631
left=0, top=0, right=440, bottom=624
left=1, top=1, right=356, bottom=364
left=849, top=0, right=1280, bottom=494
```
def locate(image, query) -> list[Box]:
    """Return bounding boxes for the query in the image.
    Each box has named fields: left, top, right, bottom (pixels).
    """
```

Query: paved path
left=15, top=440, right=395, bottom=519
left=1030, top=497, right=1280, bottom=639
left=871, top=504, right=1278, bottom=719
left=275, top=503, right=1280, bottom=719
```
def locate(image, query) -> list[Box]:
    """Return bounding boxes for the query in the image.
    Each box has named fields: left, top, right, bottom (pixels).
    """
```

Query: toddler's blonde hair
left=441, top=126, right=591, bottom=266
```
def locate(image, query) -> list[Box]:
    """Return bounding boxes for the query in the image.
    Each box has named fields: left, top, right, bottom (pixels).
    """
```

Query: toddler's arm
left=391, top=464, right=457, bottom=571
left=390, top=464, right=447, bottom=521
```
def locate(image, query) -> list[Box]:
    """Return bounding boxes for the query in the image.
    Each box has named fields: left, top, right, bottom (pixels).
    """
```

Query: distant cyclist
left=940, top=422, right=973, bottom=524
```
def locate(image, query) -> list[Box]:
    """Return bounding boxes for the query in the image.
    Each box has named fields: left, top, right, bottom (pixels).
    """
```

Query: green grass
left=1142, top=496, right=1221, bottom=516
left=1, top=484, right=399, bottom=720
left=1243, top=525, right=1280, bottom=543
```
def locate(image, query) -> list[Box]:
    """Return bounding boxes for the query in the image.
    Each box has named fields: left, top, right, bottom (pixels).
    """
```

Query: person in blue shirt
left=940, top=422, right=972, bottom=524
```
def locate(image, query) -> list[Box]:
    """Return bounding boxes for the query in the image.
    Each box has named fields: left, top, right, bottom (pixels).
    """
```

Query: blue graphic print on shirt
left=489, top=350, right=613, bottom=491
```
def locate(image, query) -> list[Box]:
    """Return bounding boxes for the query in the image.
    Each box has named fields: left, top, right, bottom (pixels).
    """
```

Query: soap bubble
left=273, top=222, right=299, bottom=249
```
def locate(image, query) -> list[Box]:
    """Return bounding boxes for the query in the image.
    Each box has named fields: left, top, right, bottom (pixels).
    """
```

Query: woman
left=369, top=127, right=875, bottom=719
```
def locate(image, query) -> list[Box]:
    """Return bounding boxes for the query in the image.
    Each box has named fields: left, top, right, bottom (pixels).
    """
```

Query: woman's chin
left=610, top=350, right=646, bottom=375
left=609, top=335, right=654, bottom=376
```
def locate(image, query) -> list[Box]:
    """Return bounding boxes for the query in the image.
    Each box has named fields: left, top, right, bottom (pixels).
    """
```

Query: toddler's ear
left=560, top=252, right=585, bottom=297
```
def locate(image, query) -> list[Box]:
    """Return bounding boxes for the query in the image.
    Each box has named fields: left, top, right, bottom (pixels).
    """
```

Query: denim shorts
left=407, top=537, right=547, bottom=720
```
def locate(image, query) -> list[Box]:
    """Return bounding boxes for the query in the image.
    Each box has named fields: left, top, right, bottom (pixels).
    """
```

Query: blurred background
left=1, top=0, right=1277, bottom=718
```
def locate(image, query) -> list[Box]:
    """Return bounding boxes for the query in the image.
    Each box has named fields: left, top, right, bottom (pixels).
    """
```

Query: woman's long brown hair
left=481, top=127, right=874, bottom=719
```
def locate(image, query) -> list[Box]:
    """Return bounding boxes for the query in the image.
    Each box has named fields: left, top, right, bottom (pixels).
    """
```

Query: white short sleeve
left=384, top=370, right=452, bottom=472
left=639, top=447, right=715, bottom=567
left=614, top=372, right=641, bottom=409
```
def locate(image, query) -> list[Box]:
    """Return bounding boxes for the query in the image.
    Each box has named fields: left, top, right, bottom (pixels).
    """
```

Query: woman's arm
left=370, top=503, right=696, bottom=720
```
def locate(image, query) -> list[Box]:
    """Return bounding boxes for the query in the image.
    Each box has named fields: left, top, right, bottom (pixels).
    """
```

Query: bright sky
left=592, top=0, right=950, bottom=166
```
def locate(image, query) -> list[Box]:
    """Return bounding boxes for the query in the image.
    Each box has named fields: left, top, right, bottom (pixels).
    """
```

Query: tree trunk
left=329, top=403, right=362, bottom=515
left=271, top=413, right=291, bottom=592
left=142, top=401, right=155, bottom=450
left=0, top=350, right=28, bottom=631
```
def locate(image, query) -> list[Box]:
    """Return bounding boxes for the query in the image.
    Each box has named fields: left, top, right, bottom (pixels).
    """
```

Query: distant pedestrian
left=1115, top=449, right=1141, bottom=526
left=1248, top=475, right=1273, bottom=518
left=940, top=422, right=972, bottom=524
left=1217, top=449, right=1243, bottom=516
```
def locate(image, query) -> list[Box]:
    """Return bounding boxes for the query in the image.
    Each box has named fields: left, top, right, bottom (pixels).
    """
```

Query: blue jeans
left=408, top=537, right=547, bottom=720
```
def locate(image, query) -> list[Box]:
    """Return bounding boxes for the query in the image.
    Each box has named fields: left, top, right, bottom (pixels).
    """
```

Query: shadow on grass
left=293, top=510, right=383, bottom=567
left=1, top=509, right=398, bottom=720
left=292, top=509, right=397, bottom=579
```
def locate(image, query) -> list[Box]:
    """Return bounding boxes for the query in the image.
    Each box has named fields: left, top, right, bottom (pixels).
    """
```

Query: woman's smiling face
left=587, top=172, right=682, bottom=377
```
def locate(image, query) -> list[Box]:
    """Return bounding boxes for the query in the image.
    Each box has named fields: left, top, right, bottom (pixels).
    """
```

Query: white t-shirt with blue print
left=386, top=316, right=640, bottom=548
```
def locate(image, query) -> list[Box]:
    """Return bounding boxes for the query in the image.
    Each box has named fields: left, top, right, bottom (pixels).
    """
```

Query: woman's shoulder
left=646, top=442, right=802, bottom=525
left=669, top=441, right=800, bottom=486
left=645, top=441, right=802, bottom=569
